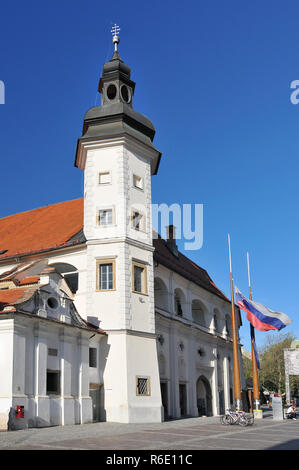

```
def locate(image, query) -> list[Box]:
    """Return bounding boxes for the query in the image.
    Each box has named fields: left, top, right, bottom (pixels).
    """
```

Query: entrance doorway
left=196, top=376, right=213, bottom=417
left=89, top=385, right=103, bottom=422
left=179, top=383, right=187, bottom=417
left=160, top=382, right=169, bottom=420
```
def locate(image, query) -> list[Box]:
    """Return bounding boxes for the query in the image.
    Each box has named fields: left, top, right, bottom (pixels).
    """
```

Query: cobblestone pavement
left=1, top=409, right=299, bottom=450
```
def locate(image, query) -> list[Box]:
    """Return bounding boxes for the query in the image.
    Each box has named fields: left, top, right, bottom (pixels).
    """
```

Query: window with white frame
left=97, top=259, right=115, bottom=290
left=133, top=174, right=143, bottom=190
left=136, top=377, right=150, bottom=396
left=98, top=208, right=113, bottom=226
left=99, top=171, right=111, bottom=184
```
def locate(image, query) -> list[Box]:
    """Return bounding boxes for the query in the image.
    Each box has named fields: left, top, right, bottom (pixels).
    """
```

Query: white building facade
left=0, top=38, right=245, bottom=430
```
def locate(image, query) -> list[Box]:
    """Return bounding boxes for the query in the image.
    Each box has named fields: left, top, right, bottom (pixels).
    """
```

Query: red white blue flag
left=235, top=286, right=292, bottom=332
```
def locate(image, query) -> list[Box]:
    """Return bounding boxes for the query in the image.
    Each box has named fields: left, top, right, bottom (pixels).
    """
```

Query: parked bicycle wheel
left=247, top=415, right=254, bottom=425
left=220, top=414, right=232, bottom=425
left=238, top=415, right=249, bottom=427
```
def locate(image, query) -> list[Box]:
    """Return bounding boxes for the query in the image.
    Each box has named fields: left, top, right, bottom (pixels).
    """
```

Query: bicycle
left=220, top=408, right=251, bottom=426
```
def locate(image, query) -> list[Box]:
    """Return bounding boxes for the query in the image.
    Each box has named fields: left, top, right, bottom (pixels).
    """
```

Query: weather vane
left=111, top=24, right=120, bottom=51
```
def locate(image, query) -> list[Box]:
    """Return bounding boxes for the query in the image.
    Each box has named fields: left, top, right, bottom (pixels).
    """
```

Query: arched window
left=213, top=309, right=220, bottom=333
left=174, top=288, right=184, bottom=316
left=225, top=314, right=232, bottom=337
left=154, top=278, right=168, bottom=311
left=192, top=299, right=206, bottom=326
left=48, top=262, right=79, bottom=294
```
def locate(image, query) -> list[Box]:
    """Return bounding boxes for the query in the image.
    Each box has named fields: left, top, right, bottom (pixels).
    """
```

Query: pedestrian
left=287, top=403, right=297, bottom=420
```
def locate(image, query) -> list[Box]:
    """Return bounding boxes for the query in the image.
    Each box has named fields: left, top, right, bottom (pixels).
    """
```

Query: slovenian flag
left=235, top=286, right=292, bottom=332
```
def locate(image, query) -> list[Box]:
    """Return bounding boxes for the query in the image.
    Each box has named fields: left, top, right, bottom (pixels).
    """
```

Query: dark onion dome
left=74, top=44, right=161, bottom=175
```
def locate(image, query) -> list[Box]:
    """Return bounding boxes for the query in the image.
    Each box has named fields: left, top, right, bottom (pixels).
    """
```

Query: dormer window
left=47, top=297, right=58, bottom=310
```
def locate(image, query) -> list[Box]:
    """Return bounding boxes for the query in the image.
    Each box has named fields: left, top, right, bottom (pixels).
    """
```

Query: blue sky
left=0, top=0, right=299, bottom=351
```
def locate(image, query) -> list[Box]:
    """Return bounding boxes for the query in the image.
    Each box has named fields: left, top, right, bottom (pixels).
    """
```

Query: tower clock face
left=120, top=84, right=131, bottom=103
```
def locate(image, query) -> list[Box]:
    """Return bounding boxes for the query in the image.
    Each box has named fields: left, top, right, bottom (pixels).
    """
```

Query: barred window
left=136, top=377, right=150, bottom=396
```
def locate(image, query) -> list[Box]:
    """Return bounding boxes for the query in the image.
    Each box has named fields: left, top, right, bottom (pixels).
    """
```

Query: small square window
left=133, top=174, right=143, bottom=190
left=98, top=209, right=113, bottom=226
left=89, top=347, right=97, bottom=368
left=99, top=172, right=111, bottom=184
left=136, top=377, right=150, bottom=396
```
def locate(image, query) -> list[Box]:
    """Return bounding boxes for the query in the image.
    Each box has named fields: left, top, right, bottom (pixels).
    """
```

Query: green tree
left=242, top=353, right=253, bottom=388
left=258, top=332, right=299, bottom=395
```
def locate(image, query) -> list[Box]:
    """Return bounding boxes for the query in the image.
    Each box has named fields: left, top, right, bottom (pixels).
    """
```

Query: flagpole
left=228, top=234, right=242, bottom=411
left=247, top=252, right=260, bottom=413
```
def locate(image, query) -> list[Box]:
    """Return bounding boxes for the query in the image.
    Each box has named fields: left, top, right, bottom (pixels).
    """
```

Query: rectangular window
left=98, top=209, right=113, bottom=226
left=133, top=174, right=143, bottom=190
left=132, top=211, right=144, bottom=231
left=100, top=263, right=113, bottom=290
left=89, top=347, right=97, bottom=368
left=132, top=262, right=147, bottom=294
left=46, top=370, right=60, bottom=395
left=48, top=348, right=58, bottom=357
left=97, top=259, right=115, bottom=291
left=136, top=377, right=150, bottom=396
left=99, top=171, right=111, bottom=184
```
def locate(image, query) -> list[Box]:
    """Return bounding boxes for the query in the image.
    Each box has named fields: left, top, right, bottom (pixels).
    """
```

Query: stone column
left=169, top=325, right=180, bottom=418
left=212, top=347, right=219, bottom=416
left=0, top=319, right=14, bottom=430
left=33, top=325, right=50, bottom=427
left=59, top=329, right=65, bottom=425
left=76, top=333, right=92, bottom=424
left=223, top=355, right=230, bottom=411
left=60, top=331, right=75, bottom=425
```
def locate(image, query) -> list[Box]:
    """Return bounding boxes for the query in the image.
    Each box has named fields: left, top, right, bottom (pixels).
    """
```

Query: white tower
left=75, top=27, right=163, bottom=422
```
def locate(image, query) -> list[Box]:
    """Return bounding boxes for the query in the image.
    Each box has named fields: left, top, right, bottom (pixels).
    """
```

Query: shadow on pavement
left=266, top=439, right=299, bottom=450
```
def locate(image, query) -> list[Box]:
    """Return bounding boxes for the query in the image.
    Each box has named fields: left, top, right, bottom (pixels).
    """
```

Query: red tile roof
left=0, top=286, right=38, bottom=307
left=0, top=198, right=228, bottom=302
left=0, top=199, right=84, bottom=260
left=19, top=276, right=40, bottom=286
